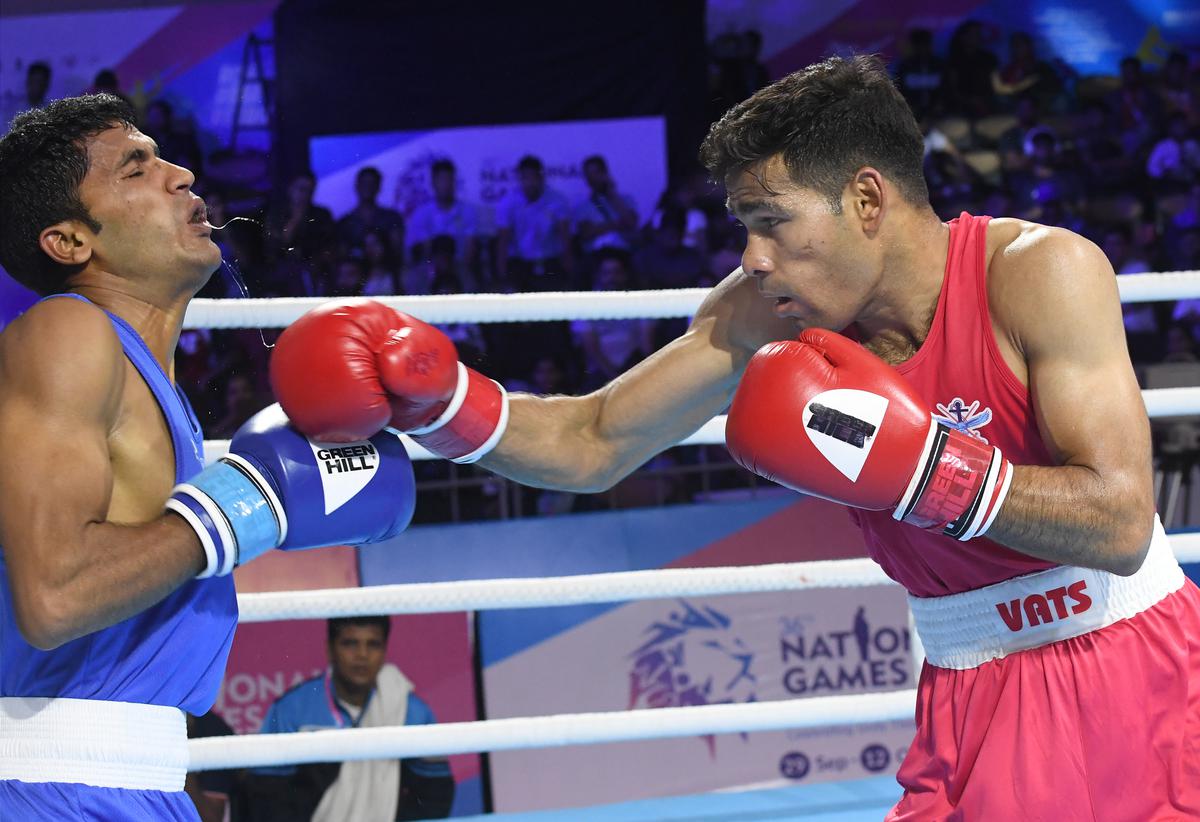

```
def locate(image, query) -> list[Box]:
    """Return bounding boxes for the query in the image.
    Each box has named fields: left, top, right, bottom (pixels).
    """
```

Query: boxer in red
left=270, top=56, right=1200, bottom=818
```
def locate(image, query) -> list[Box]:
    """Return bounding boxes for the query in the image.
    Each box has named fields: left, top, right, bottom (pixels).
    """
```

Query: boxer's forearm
left=983, top=464, right=1154, bottom=575
left=10, top=515, right=205, bottom=650
left=481, top=392, right=622, bottom=493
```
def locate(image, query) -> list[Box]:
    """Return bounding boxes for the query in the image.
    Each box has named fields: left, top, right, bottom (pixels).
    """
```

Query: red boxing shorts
left=888, top=520, right=1200, bottom=820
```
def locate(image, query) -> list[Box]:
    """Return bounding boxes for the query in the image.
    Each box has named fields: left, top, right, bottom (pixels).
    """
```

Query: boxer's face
left=76, top=125, right=220, bottom=290
left=727, top=156, right=881, bottom=330
left=329, top=623, right=387, bottom=693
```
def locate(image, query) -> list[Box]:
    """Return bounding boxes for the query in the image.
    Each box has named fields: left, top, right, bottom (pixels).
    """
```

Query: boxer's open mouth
left=189, top=203, right=208, bottom=225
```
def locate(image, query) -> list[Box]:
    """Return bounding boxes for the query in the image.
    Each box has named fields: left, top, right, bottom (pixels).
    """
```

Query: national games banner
left=483, top=585, right=915, bottom=813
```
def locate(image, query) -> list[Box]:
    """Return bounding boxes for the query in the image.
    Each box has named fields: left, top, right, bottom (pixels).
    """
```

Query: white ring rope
left=238, top=535, right=1200, bottom=624
left=237, top=558, right=894, bottom=623
left=184, top=270, right=1200, bottom=328
left=188, top=688, right=918, bottom=772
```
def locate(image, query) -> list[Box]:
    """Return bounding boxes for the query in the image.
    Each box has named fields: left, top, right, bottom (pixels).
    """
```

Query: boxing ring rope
left=186, top=273, right=1200, bottom=773
left=183, top=270, right=1200, bottom=328
left=189, top=689, right=918, bottom=772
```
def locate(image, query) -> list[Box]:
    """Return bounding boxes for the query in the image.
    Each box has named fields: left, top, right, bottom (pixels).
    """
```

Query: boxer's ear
left=38, top=220, right=94, bottom=267
left=848, top=167, right=885, bottom=236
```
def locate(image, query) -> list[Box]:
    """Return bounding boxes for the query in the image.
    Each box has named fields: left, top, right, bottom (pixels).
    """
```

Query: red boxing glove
left=726, top=329, right=1012, bottom=541
left=270, top=299, right=508, bottom=463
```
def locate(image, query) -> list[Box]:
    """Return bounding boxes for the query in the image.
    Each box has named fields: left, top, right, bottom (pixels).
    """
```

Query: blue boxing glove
left=166, top=404, right=416, bottom=578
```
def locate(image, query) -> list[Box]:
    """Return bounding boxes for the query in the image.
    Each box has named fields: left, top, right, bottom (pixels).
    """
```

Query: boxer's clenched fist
left=270, top=299, right=508, bottom=463
left=726, top=329, right=1012, bottom=541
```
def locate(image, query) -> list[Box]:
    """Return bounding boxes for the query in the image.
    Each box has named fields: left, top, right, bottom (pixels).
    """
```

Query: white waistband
left=0, top=697, right=187, bottom=791
left=909, top=516, right=1185, bottom=670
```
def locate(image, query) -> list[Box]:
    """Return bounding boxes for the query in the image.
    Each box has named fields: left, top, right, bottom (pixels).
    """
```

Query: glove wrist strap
left=168, top=456, right=287, bottom=578
left=410, top=364, right=509, bottom=464
left=894, top=421, right=1013, bottom=541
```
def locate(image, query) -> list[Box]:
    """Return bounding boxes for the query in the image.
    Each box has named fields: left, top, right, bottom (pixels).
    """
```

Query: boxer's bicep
left=0, top=301, right=124, bottom=631
left=986, top=228, right=1154, bottom=571
left=1018, top=231, right=1150, bottom=485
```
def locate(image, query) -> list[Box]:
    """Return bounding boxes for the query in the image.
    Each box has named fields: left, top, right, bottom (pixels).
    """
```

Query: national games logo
left=933, top=397, right=993, bottom=442
left=628, top=600, right=757, bottom=757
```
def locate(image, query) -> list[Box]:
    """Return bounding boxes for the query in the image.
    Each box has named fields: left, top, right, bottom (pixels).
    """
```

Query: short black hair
left=28, top=62, right=50, bottom=79
left=328, top=615, right=391, bottom=643
left=0, top=93, right=137, bottom=295
left=582, top=154, right=607, bottom=172
left=356, top=165, right=382, bottom=183
left=699, top=55, right=929, bottom=210
left=431, top=158, right=456, bottom=176
left=518, top=155, right=543, bottom=174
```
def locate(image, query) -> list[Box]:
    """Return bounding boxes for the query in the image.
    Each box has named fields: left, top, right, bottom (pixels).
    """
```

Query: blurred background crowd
left=3, top=8, right=1199, bottom=524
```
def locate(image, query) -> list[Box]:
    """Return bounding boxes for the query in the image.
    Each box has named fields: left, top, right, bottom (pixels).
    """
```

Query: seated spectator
left=361, top=229, right=403, bottom=296
left=406, top=159, right=482, bottom=275
left=1009, top=130, right=1085, bottom=216
left=330, top=256, right=368, bottom=297
left=142, top=99, right=204, bottom=176
left=431, top=270, right=487, bottom=364
left=992, top=31, right=1062, bottom=110
left=264, top=171, right=337, bottom=295
left=895, top=29, right=946, bottom=121
left=574, top=155, right=639, bottom=254
left=1157, top=51, right=1197, bottom=125
left=943, top=20, right=999, bottom=117
left=496, top=155, right=575, bottom=291
left=635, top=207, right=707, bottom=289
left=1110, top=56, right=1163, bottom=155
left=244, top=616, right=454, bottom=822
left=207, top=372, right=268, bottom=440
left=337, top=166, right=405, bottom=256
left=1147, top=111, right=1200, bottom=188
left=997, top=96, right=1042, bottom=172
left=571, top=250, right=654, bottom=389
left=1103, top=226, right=1161, bottom=363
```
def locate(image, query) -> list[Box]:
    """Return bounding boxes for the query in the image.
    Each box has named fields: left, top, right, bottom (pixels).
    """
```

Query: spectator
left=1156, top=51, right=1197, bottom=125
left=574, top=155, right=639, bottom=254
left=245, top=616, right=454, bottom=822
left=1110, top=56, right=1162, bottom=155
left=1008, top=129, right=1085, bottom=217
left=1103, top=226, right=1160, bottom=363
left=635, top=207, right=707, bottom=289
left=330, top=256, right=367, bottom=297
left=1147, top=111, right=1200, bottom=186
left=142, top=99, right=204, bottom=176
left=431, top=269, right=487, bottom=364
left=496, top=155, right=574, bottom=291
left=895, top=29, right=947, bottom=121
left=3, top=62, right=52, bottom=130
left=992, top=32, right=1060, bottom=109
left=944, top=20, right=999, bottom=117
left=361, top=229, right=403, bottom=296
left=997, top=97, right=1042, bottom=172
left=207, top=372, right=267, bottom=440
left=337, top=166, right=405, bottom=256
left=406, top=159, right=481, bottom=274
left=571, top=250, right=654, bottom=389
left=264, top=171, right=337, bottom=295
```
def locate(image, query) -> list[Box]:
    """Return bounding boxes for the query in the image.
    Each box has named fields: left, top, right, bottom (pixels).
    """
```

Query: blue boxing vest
left=0, top=294, right=237, bottom=713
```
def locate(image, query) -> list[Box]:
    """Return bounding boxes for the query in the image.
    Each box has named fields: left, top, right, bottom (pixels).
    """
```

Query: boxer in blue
left=0, top=94, right=416, bottom=820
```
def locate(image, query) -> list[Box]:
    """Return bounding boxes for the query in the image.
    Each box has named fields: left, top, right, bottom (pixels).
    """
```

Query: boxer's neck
left=68, top=274, right=189, bottom=376
left=853, top=210, right=950, bottom=366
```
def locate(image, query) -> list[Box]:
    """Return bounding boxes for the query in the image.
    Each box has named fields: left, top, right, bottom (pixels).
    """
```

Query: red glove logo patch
left=801, top=389, right=890, bottom=482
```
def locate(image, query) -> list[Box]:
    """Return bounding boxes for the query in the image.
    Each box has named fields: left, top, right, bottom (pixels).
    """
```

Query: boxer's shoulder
left=0, top=295, right=125, bottom=418
left=985, top=218, right=1114, bottom=324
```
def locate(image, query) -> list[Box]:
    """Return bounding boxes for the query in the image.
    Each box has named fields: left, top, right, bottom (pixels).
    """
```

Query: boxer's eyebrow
left=115, top=142, right=162, bottom=171
left=727, top=198, right=788, bottom=219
